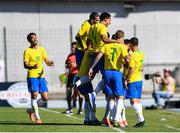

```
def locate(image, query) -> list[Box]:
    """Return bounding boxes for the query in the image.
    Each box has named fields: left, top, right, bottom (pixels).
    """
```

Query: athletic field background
left=0, top=107, right=180, bottom=132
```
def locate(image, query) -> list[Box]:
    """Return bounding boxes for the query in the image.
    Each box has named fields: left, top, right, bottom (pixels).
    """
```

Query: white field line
left=41, top=108, right=126, bottom=132
left=40, top=108, right=80, bottom=120
left=166, top=125, right=180, bottom=131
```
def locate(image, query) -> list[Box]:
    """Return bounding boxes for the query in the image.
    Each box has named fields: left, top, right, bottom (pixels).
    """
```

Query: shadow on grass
left=0, top=121, right=83, bottom=126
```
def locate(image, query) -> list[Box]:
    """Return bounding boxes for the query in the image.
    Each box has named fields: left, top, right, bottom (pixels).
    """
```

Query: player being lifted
left=75, top=12, right=99, bottom=68
left=75, top=12, right=120, bottom=93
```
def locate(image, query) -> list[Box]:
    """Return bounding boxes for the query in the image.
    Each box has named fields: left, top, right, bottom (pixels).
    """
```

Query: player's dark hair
left=100, top=12, right=111, bottom=21
left=71, top=41, right=77, bottom=46
left=27, top=32, right=36, bottom=42
left=124, top=39, right=130, bottom=44
left=115, top=30, right=124, bottom=39
left=111, top=34, right=118, bottom=40
left=130, top=37, right=138, bottom=46
left=89, top=12, right=99, bottom=20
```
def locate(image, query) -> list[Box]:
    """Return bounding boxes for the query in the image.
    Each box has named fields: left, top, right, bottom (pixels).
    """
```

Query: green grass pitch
left=0, top=107, right=180, bottom=132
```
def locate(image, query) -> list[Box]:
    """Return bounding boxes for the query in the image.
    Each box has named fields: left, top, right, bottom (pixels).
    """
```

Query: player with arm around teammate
left=89, top=32, right=129, bottom=127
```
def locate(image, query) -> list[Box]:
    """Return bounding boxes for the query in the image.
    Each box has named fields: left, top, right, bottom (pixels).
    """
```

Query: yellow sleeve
left=100, top=45, right=105, bottom=54
left=121, top=45, right=128, bottom=58
left=88, top=27, right=92, bottom=40
left=41, top=47, right=48, bottom=60
left=23, top=49, right=29, bottom=63
left=99, top=24, right=108, bottom=36
left=142, top=53, right=145, bottom=62
left=129, top=54, right=135, bottom=68
left=78, top=21, right=88, bottom=36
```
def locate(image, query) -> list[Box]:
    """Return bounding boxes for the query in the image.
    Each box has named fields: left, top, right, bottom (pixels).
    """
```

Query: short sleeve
left=41, top=47, right=48, bottom=60
left=99, top=24, right=108, bottom=36
left=100, top=45, right=105, bottom=54
left=78, top=21, right=88, bottom=36
left=129, top=54, right=135, bottom=68
left=121, top=45, right=128, bottom=58
left=23, top=49, right=29, bottom=63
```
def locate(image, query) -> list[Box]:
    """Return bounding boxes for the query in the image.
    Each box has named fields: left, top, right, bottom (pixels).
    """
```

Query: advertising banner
left=0, top=82, right=31, bottom=107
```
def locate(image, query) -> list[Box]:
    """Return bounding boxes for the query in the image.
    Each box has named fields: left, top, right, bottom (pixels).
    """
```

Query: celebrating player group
left=23, top=12, right=145, bottom=128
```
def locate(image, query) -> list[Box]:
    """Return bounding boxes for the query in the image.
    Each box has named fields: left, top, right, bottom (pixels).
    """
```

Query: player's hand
left=70, top=62, right=77, bottom=68
left=88, top=68, right=93, bottom=78
left=124, top=80, right=129, bottom=89
left=33, top=63, right=38, bottom=69
left=50, top=60, right=55, bottom=66
left=82, top=48, right=88, bottom=52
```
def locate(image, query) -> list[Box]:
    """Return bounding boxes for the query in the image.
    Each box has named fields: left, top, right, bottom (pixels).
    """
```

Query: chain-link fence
left=0, top=24, right=180, bottom=93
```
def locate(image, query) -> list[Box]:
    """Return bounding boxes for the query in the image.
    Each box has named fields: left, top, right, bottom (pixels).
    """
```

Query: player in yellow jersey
left=75, top=12, right=99, bottom=68
left=74, top=12, right=116, bottom=88
left=89, top=32, right=129, bottom=127
left=74, top=12, right=118, bottom=89
left=88, top=12, right=120, bottom=75
left=24, top=33, right=54, bottom=125
left=125, top=37, right=145, bottom=128
left=73, top=46, right=101, bottom=125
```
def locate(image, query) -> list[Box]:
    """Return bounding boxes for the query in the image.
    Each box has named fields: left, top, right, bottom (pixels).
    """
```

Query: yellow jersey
left=23, top=46, right=48, bottom=78
left=129, top=50, right=144, bottom=83
left=100, top=43, right=128, bottom=71
left=77, top=20, right=91, bottom=50
left=88, top=23, right=108, bottom=52
left=77, top=50, right=91, bottom=77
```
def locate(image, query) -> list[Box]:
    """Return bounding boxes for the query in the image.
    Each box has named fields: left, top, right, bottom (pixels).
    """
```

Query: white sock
left=111, top=102, right=116, bottom=120
left=122, top=105, right=127, bottom=121
left=84, top=101, right=90, bottom=121
left=94, top=80, right=105, bottom=94
left=37, top=98, right=47, bottom=107
left=104, top=99, right=110, bottom=119
left=132, top=103, right=144, bottom=122
left=115, top=99, right=124, bottom=122
left=76, top=76, right=91, bottom=87
left=32, top=99, right=40, bottom=119
left=109, top=100, right=115, bottom=120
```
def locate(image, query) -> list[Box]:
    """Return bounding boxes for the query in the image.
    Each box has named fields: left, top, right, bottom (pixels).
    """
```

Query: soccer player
left=74, top=12, right=119, bottom=88
left=63, top=42, right=83, bottom=115
left=23, top=32, right=54, bottom=124
left=75, top=12, right=99, bottom=68
left=125, top=37, right=145, bottom=128
left=89, top=32, right=129, bottom=127
left=75, top=50, right=101, bottom=125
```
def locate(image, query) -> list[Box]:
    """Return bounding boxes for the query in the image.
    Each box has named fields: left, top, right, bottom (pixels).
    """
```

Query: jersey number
left=110, top=48, right=117, bottom=61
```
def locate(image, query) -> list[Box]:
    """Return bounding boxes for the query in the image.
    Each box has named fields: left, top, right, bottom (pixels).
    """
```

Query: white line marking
left=166, top=125, right=180, bottom=131
left=40, top=108, right=81, bottom=120
left=41, top=108, right=126, bottom=132
left=112, top=127, right=126, bottom=132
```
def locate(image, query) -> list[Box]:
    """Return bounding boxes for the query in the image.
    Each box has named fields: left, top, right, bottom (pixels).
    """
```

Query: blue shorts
left=89, top=53, right=104, bottom=75
left=75, top=49, right=84, bottom=67
left=103, top=70, right=125, bottom=97
left=126, top=81, right=143, bottom=99
left=27, top=78, right=48, bottom=93
left=76, top=76, right=93, bottom=96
